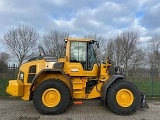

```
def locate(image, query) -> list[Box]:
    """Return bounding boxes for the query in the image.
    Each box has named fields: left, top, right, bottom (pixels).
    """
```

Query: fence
left=0, top=66, right=160, bottom=97
left=127, top=68, right=160, bottom=97
left=0, top=65, right=18, bottom=96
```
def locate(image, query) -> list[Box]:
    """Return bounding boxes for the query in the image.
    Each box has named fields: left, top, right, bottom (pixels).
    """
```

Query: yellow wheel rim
left=116, top=89, right=134, bottom=107
left=42, top=88, right=61, bottom=107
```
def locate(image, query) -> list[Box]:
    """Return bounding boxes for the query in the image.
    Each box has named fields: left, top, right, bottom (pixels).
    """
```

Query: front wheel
left=106, top=79, right=141, bottom=115
left=33, top=79, right=71, bottom=115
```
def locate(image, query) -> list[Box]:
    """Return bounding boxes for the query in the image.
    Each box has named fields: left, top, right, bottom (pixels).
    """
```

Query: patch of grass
left=0, top=78, right=10, bottom=96
left=132, top=81, right=160, bottom=97
left=0, top=96, right=21, bottom=100
left=127, top=75, right=160, bottom=97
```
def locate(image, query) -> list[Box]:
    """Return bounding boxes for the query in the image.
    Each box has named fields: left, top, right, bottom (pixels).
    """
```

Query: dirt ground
left=0, top=97, right=159, bottom=120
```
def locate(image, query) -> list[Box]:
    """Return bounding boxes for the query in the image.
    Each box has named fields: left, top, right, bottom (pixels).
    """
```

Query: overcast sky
left=0, top=0, right=160, bottom=49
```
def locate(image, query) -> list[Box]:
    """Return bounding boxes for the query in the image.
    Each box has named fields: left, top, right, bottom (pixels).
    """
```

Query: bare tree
left=84, top=33, right=107, bottom=61
left=0, top=52, right=10, bottom=64
left=148, top=35, right=160, bottom=77
left=129, top=48, right=145, bottom=71
left=41, top=30, right=69, bottom=59
left=106, top=31, right=145, bottom=75
left=106, top=38, right=115, bottom=61
left=0, top=52, right=10, bottom=73
left=3, top=25, right=39, bottom=67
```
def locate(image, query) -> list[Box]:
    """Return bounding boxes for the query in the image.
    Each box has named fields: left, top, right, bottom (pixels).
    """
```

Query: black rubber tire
left=33, top=79, right=70, bottom=115
left=106, top=79, right=141, bottom=115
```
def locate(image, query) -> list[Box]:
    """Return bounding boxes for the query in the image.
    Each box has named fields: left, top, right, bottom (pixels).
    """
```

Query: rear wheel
left=33, top=79, right=70, bottom=115
left=106, top=79, right=141, bottom=115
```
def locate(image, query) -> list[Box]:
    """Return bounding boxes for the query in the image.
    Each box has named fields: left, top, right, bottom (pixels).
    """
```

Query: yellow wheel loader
left=6, top=38, right=149, bottom=115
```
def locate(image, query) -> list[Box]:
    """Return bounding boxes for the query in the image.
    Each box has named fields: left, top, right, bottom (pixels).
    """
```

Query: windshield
left=92, top=41, right=99, bottom=57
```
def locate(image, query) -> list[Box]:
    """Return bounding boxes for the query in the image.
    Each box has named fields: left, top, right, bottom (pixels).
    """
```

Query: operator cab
left=64, top=38, right=99, bottom=77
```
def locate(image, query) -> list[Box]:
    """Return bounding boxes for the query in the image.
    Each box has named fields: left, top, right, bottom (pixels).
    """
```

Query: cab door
left=67, top=41, right=87, bottom=76
left=67, top=41, right=98, bottom=77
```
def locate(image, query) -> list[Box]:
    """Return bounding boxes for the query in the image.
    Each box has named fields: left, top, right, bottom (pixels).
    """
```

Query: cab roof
left=64, top=38, right=93, bottom=42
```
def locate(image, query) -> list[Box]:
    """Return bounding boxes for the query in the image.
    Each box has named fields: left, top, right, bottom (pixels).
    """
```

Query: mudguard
left=101, top=75, right=124, bottom=105
left=29, top=68, right=72, bottom=100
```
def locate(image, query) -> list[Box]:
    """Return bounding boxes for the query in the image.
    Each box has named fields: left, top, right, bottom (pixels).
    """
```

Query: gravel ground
left=0, top=98, right=159, bottom=120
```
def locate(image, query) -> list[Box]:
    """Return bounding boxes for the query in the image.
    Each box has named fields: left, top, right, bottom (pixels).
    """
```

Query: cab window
left=70, top=42, right=86, bottom=62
